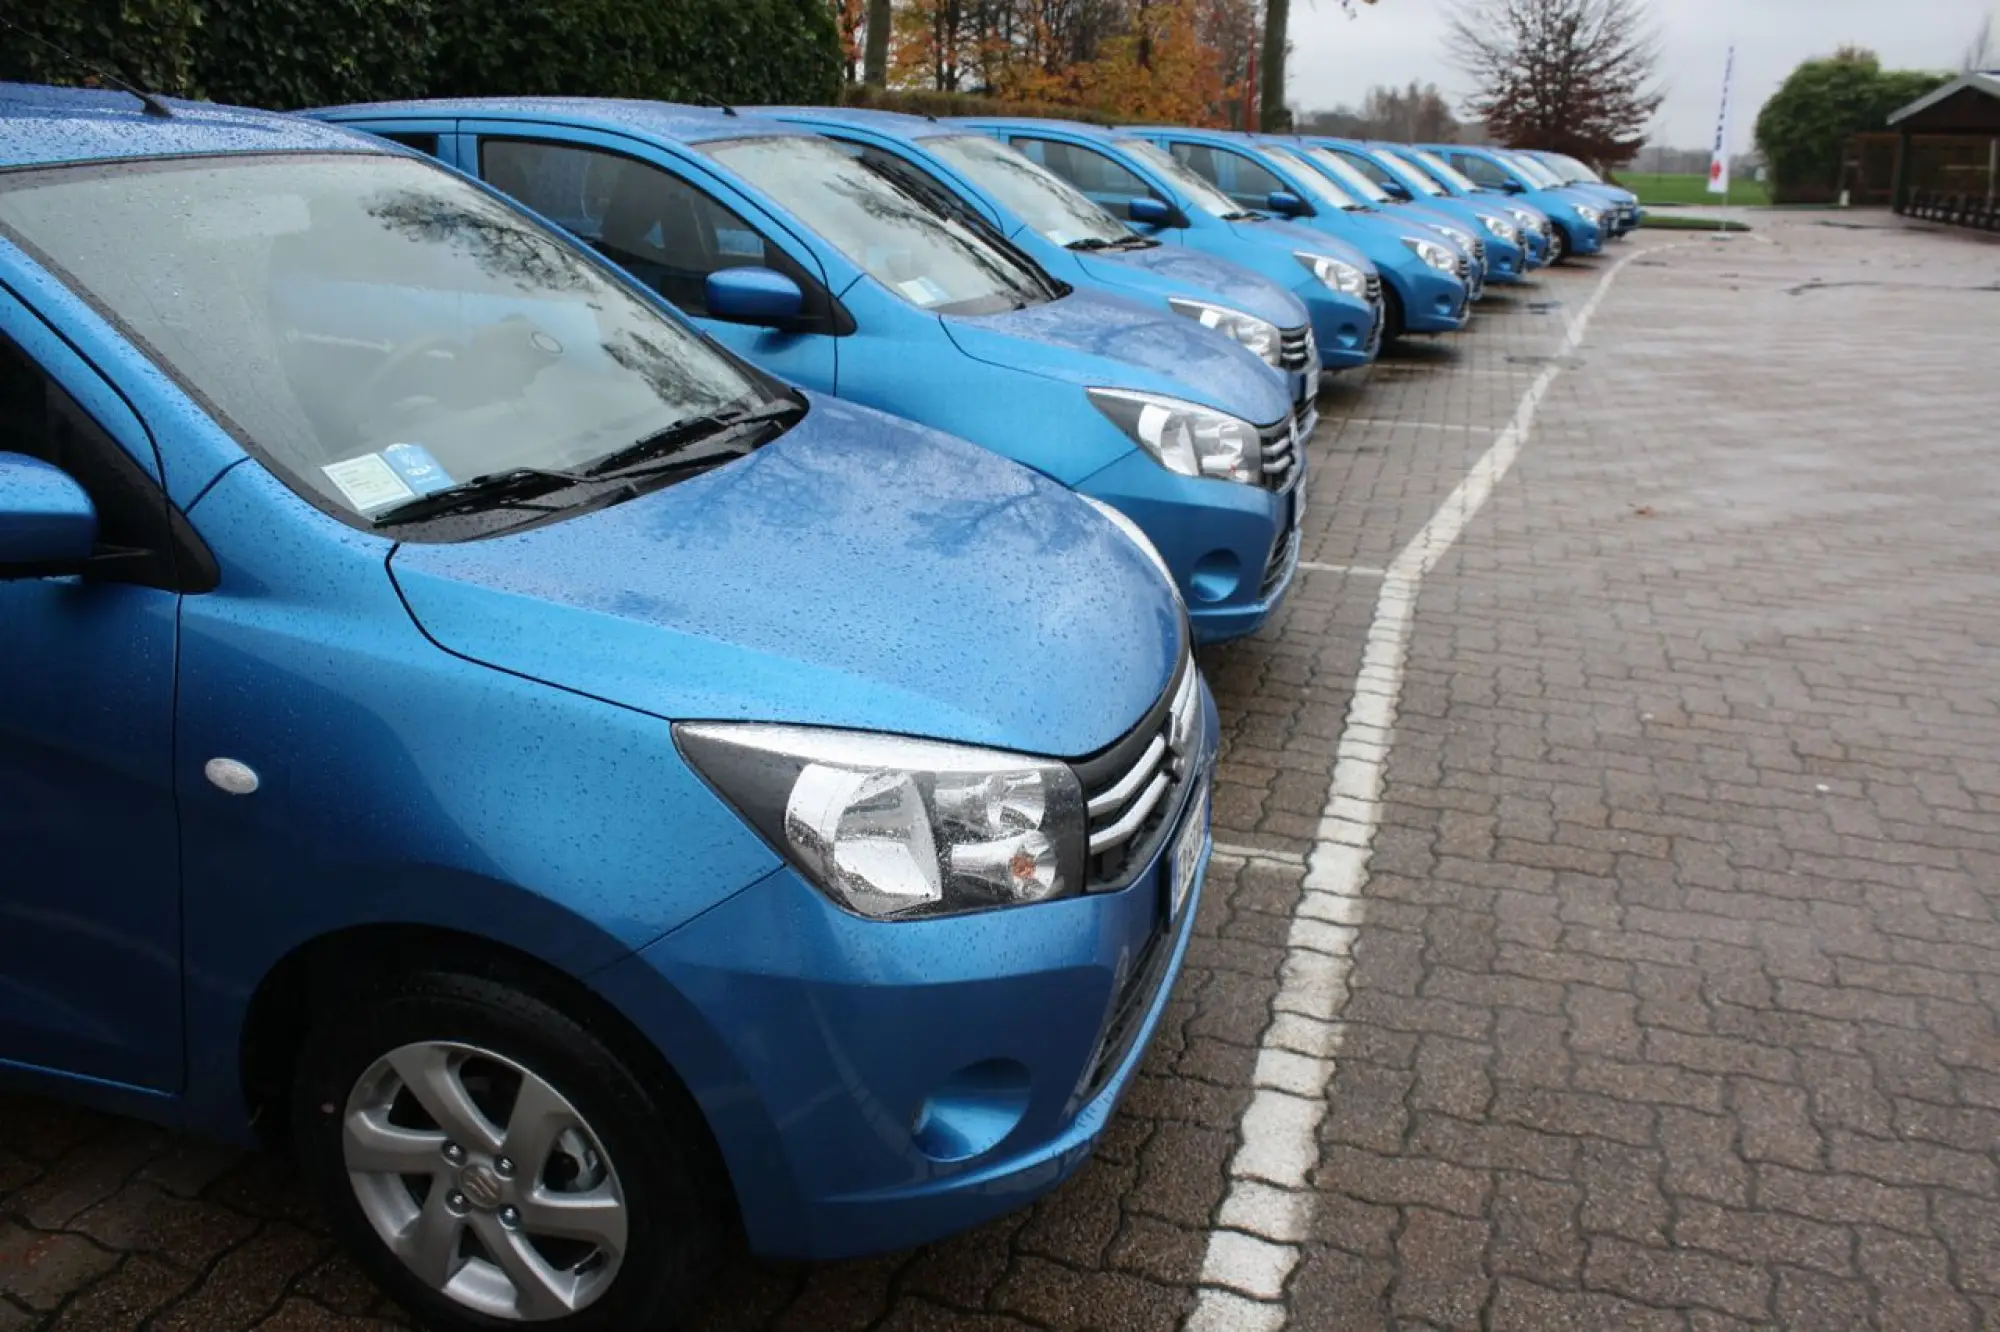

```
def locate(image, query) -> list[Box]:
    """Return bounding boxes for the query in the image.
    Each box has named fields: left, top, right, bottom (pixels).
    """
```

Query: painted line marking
left=1298, top=562, right=1386, bottom=578
left=1184, top=243, right=1673, bottom=1330
left=1213, top=843, right=1309, bottom=867
left=1334, top=418, right=1497, bottom=434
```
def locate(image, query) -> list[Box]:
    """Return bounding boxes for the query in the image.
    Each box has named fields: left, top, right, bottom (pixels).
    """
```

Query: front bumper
left=625, top=682, right=1222, bottom=1260
left=1294, top=281, right=1380, bottom=370
left=1482, top=233, right=1529, bottom=283
left=1393, top=263, right=1472, bottom=333
left=1081, top=424, right=1307, bottom=643
left=1567, top=218, right=1606, bottom=255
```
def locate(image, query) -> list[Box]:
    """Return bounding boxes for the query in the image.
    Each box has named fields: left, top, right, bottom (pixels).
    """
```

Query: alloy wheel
left=342, top=1040, right=628, bottom=1321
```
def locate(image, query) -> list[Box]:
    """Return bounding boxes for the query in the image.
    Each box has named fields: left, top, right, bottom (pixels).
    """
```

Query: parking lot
left=5, top=211, right=1999, bottom=1330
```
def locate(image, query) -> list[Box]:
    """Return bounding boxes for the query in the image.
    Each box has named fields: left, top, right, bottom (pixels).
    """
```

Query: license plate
left=1167, top=783, right=1210, bottom=922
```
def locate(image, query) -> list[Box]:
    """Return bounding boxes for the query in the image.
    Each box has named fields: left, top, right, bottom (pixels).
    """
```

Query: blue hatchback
left=1422, top=144, right=1607, bottom=262
left=1307, top=138, right=1536, bottom=283
left=1518, top=149, right=1644, bottom=236
left=957, top=117, right=1389, bottom=369
left=1118, top=125, right=1477, bottom=339
left=1378, top=143, right=1559, bottom=267
left=316, top=99, right=1305, bottom=643
left=0, top=84, right=1217, bottom=1330
left=757, top=105, right=1330, bottom=423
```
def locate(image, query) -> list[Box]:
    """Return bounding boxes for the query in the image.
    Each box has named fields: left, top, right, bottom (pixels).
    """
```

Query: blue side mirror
left=0, top=452, right=96, bottom=576
left=706, top=267, right=805, bottom=327
left=1501, top=177, right=1526, bottom=194
left=1127, top=196, right=1173, bottom=225
left=1266, top=190, right=1307, bottom=216
left=1381, top=180, right=1412, bottom=201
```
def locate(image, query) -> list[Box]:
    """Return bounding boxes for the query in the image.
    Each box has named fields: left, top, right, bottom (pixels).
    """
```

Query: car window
left=1344, top=146, right=1442, bottom=197
left=827, top=138, right=1003, bottom=240
left=378, top=131, right=441, bottom=158
left=926, top=134, right=1133, bottom=248
left=1292, top=145, right=1389, bottom=205
left=1407, top=148, right=1480, bottom=194
left=1168, top=142, right=1286, bottom=211
left=705, top=133, right=1054, bottom=316
left=1452, top=153, right=1515, bottom=190
left=1507, top=153, right=1563, bottom=188
left=0, top=153, right=767, bottom=527
left=1111, top=138, right=1246, bottom=219
left=480, top=138, right=821, bottom=321
left=1009, top=136, right=1156, bottom=215
left=1546, top=153, right=1602, bottom=184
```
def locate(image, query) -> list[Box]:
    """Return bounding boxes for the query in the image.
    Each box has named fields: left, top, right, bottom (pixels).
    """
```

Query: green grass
left=1637, top=214, right=1753, bottom=232
left=1619, top=172, right=1772, bottom=207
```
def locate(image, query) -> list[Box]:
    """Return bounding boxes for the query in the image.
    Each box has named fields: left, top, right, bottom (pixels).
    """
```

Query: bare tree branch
left=1447, top=0, right=1661, bottom=165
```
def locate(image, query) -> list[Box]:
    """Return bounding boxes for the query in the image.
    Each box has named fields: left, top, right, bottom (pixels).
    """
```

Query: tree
left=1259, top=0, right=1379, bottom=132
left=1754, top=48, right=1949, bottom=203
left=864, top=0, right=893, bottom=83
left=1965, top=10, right=1996, bottom=72
left=1446, top=0, right=1662, bottom=164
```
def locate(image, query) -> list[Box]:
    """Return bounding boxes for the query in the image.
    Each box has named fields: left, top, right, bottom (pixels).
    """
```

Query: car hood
left=1234, top=215, right=1379, bottom=275
left=940, top=288, right=1290, bottom=424
left=1075, top=245, right=1307, bottom=329
left=390, top=396, right=1183, bottom=758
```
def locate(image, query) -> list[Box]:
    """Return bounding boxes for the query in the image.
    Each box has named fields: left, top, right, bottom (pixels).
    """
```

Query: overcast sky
left=1288, top=0, right=1993, bottom=148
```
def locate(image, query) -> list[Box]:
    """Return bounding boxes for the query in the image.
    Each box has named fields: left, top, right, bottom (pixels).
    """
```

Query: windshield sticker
left=382, top=443, right=453, bottom=497
left=322, top=454, right=418, bottom=513
left=896, top=275, right=950, bottom=306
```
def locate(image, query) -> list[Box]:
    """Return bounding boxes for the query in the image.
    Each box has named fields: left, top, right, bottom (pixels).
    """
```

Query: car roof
left=314, top=97, right=802, bottom=146
left=754, top=105, right=962, bottom=140
left=0, top=82, right=384, bottom=170
left=954, top=116, right=1122, bottom=139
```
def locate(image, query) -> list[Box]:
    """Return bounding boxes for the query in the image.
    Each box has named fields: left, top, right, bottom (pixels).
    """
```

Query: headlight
left=1088, top=388, right=1260, bottom=484
left=1507, top=207, right=1540, bottom=231
left=1480, top=214, right=1518, bottom=243
left=676, top=724, right=1087, bottom=920
left=1080, top=493, right=1177, bottom=591
left=1433, top=223, right=1475, bottom=250
left=1575, top=205, right=1601, bottom=224
left=1167, top=298, right=1282, bottom=369
left=1294, top=251, right=1368, bottom=297
left=1403, top=237, right=1458, bottom=272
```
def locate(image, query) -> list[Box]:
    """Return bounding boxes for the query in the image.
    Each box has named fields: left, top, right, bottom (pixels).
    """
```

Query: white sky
left=1287, top=0, right=1993, bottom=148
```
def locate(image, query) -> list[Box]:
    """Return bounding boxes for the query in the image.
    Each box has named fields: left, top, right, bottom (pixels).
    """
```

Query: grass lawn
left=1638, top=214, right=1752, bottom=232
left=1619, top=172, right=1772, bottom=207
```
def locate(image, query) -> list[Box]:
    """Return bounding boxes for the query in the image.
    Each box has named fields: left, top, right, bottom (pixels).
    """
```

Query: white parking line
left=1213, top=843, right=1309, bottom=867
left=1184, top=245, right=1672, bottom=1330
left=1333, top=418, right=1496, bottom=434
left=1298, top=562, right=1387, bottom=577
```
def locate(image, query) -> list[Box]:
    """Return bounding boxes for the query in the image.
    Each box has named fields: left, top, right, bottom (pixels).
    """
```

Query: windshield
left=1507, top=152, right=1564, bottom=188
left=1264, top=145, right=1361, bottom=209
left=1113, top=138, right=1246, bottom=219
left=1542, top=152, right=1602, bottom=184
left=0, top=154, right=767, bottom=525
left=926, top=134, right=1133, bottom=248
left=708, top=134, right=1053, bottom=315
left=1367, top=148, right=1445, bottom=196
left=1297, top=146, right=1394, bottom=205
left=1409, top=148, right=1480, bottom=194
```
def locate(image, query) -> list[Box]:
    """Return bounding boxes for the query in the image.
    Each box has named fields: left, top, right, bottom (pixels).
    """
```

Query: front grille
left=1365, top=274, right=1383, bottom=306
left=1257, top=415, right=1300, bottom=492
left=1078, top=655, right=1202, bottom=890
left=1454, top=253, right=1472, bottom=282
left=1261, top=510, right=1300, bottom=598
left=1472, top=238, right=1488, bottom=269
left=1278, top=325, right=1312, bottom=371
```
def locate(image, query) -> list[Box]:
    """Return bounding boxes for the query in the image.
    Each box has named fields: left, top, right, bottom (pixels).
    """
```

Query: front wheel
left=292, top=971, right=725, bottom=1330
left=1549, top=224, right=1572, bottom=264
left=1380, top=284, right=1407, bottom=344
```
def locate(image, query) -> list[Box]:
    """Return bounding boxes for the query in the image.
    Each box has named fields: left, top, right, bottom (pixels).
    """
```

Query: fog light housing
left=911, top=1059, right=1032, bottom=1162
left=1188, top=549, right=1242, bottom=604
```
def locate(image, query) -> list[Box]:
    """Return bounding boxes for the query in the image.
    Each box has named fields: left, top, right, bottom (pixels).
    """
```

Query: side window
left=1335, top=149, right=1395, bottom=188
left=1010, top=137, right=1151, bottom=211
left=378, top=131, right=441, bottom=158
left=1170, top=143, right=1283, bottom=209
left=1454, top=154, right=1511, bottom=189
left=479, top=138, right=820, bottom=320
left=0, top=333, right=198, bottom=591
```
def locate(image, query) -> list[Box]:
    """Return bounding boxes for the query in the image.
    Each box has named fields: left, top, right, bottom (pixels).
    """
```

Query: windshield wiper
left=1065, top=237, right=1117, bottom=250
left=1111, top=235, right=1160, bottom=250
left=584, top=399, right=802, bottom=478
left=1219, top=210, right=1267, bottom=222
left=370, top=468, right=584, bottom=527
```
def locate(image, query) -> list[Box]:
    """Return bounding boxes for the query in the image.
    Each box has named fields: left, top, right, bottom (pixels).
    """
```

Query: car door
left=0, top=294, right=189, bottom=1092
left=465, top=126, right=840, bottom=393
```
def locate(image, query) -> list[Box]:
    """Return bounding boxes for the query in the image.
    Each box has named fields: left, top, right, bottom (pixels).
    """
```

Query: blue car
left=956, top=117, right=1388, bottom=368
left=1118, top=125, right=1476, bottom=339
left=0, top=84, right=1217, bottom=1329
left=756, top=106, right=1329, bottom=422
left=316, top=100, right=1303, bottom=644
left=1518, top=149, right=1644, bottom=236
left=1377, top=143, right=1558, bottom=267
left=1422, top=144, right=1607, bottom=262
left=1307, top=138, right=1536, bottom=282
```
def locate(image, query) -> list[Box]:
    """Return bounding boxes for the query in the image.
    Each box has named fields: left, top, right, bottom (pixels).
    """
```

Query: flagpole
left=1709, top=44, right=1737, bottom=237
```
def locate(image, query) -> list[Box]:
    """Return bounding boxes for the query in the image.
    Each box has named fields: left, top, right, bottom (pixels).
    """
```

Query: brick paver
left=4, top=212, right=1997, bottom=1329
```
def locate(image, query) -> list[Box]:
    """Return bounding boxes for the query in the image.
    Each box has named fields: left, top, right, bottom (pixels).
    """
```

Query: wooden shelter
left=1886, top=71, right=2000, bottom=229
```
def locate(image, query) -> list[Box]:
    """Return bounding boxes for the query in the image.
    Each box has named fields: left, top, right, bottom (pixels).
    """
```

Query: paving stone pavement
left=4, top=213, right=1998, bottom=1330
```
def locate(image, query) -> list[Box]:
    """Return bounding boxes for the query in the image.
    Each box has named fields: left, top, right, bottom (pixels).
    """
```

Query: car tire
left=1381, top=284, right=1407, bottom=344
left=291, top=970, right=726, bottom=1330
left=1549, top=224, right=1572, bottom=263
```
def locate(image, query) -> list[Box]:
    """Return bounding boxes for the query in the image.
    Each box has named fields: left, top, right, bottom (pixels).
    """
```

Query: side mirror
left=1127, top=195, right=1176, bottom=226
left=1501, top=177, right=1526, bottom=194
left=706, top=267, right=806, bottom=327
left=1266, top=190, right=1307, bottom=216
left=1381, top=180, right=1412, bottom=201
left=0, top=452, right=96, bottom=578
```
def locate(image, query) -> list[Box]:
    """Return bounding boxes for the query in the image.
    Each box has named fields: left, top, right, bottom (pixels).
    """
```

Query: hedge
left=0, top=0, right=842, bottom=110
